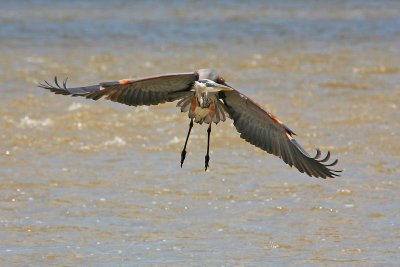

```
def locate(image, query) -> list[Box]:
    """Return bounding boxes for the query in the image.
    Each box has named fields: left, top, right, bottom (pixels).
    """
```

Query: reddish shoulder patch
left=119, top=79, right=131, bottom=85
left=267, top=112, right=283, bottom=124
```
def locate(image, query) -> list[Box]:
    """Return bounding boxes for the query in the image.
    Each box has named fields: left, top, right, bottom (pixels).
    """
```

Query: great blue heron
left=39, top=69, right=341, bottom=178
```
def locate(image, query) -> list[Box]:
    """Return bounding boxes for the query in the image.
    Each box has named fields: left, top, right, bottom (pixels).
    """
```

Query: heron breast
left=194, top=107, right=210, bottom=119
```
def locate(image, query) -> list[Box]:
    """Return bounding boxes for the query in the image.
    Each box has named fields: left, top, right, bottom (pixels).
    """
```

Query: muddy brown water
left=0, top=1, right=399, bottom=266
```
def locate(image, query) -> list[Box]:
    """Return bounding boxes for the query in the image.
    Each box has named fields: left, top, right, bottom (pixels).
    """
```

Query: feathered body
left=177, top=80, right=228, bottom=124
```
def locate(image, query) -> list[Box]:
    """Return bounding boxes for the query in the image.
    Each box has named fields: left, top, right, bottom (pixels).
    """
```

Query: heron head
left=197, top=79, right=232, bottom=92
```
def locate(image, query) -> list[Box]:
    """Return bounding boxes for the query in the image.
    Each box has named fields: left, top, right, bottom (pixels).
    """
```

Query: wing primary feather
left=44, top=80, right=53, bottom=88
left=325, top=159, right=338, bottom=167
left=319, top=151, right=331, bottom=162
left=314, top=148, right=321, bottom=159
left=54, top=76, right=61, bottom=88
left=293, top=149, right=311, bottom=176
left=62, top=78, right=68, bottom=89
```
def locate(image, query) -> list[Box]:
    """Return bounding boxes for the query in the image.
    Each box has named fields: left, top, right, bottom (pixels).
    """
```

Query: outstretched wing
left=38, top=72, right=199, bottom=106
left=220, top=90, right=341, bottom=178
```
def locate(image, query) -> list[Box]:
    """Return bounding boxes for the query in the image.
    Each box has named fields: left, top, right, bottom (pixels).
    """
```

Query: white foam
left=167, top=136, right=181, bottom=145
left=68, top=102, right=84, bottom=111
left=104, top=136, right=126, bottom=146
left=19, top=116, right=53, bottom=128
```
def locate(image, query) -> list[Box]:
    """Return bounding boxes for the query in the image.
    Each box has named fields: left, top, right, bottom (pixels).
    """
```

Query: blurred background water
left=0, top=0, right=399, bottom=266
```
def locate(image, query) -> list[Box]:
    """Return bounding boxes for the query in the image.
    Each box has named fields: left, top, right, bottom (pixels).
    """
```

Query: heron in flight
left=39, top=69, right=341, bottom=178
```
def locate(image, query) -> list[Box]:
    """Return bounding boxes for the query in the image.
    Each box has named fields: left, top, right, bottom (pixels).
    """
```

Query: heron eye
left=217, top=76, right=225, bottom=83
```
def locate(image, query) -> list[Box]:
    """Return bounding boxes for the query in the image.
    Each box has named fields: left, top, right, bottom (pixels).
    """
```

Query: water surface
left=0, top=1, right=399, bottom=266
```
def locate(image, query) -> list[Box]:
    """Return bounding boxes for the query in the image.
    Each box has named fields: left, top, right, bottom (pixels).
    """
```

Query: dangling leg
left=205, top=123, right=212, bottom=171
left=181, top=119, right=194, bottom=168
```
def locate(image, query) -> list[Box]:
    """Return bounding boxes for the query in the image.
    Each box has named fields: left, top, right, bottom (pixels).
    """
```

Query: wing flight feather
left=221, top=90, right=340, bottom=178
left=38, top=72, right=198, bottom=106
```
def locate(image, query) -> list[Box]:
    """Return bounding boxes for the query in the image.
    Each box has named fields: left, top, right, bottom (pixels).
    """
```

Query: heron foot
left=205, top=123, right=212, bottom=171
left=205, top=155, right=210, bottom=171
left=181, top=150, right=187, bottom=168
